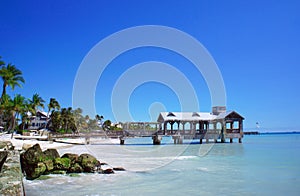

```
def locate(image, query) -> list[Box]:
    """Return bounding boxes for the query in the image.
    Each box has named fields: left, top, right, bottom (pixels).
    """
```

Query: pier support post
left=172, top=135, right=183, bottom=144
left=179, top=136, right=183, bottom=144
left=206, top=139, right=209, bottom=143
left=120, top=137, right=125, bottom=145
left=152, top=135, right=162, bottom=145
left=172, top=135, right=178, bottom=144
left=200, top=139, right=202, bottom=144
left=85, top=136, right=90, bottom=145
left=239, top=138, right=242, bottom=143
left=230, top=138, right=233, bottom=143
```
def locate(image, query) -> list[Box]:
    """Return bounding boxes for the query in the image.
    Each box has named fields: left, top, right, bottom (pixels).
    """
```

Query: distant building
left=28, top=111, right=49, bottom=130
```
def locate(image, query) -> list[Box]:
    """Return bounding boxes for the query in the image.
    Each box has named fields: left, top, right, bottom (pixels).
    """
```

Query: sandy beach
left=0, top=133, right=121, bottom=151
left=0, top=133, right=73, bottom=151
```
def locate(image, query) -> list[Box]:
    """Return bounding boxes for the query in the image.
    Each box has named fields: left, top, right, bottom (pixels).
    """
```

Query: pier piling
left=152, top=135, right=162, bottom=145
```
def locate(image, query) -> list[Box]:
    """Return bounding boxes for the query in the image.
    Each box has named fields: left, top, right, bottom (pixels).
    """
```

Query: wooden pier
left=29, top=107, right=244, bottom=146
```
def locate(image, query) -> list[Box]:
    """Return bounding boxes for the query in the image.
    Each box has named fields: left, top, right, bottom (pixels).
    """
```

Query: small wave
left=196, top=167, right=209, bottom=172
left=175, top=155, right=197, bottom=160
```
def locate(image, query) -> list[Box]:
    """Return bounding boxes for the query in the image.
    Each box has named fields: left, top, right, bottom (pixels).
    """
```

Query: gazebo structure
left=157, top=106, right=244, bottom=143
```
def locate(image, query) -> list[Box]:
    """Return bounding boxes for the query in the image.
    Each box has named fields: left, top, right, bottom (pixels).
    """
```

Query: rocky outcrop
left=78, top=153, right=100, bottom=172
left=43, top=149, right=60, bottom=160
left=21, top=144, right=124, bottom=180
left=54, top=157, right=71, bottom=170
left=113, top=167, right=126, bottom=171
left=0, top=150, right=24, bottom=195
left=0, top=141, right=14, bottom=151
left=0, top=151, right=8, bottom=172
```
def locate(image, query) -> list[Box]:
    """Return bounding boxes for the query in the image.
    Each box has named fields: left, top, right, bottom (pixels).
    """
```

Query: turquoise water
left=24, top=134, right=300, bottom=196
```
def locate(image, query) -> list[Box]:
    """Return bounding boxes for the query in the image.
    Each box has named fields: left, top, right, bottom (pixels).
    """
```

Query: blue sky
left=0, top=0, right=299, bottom=131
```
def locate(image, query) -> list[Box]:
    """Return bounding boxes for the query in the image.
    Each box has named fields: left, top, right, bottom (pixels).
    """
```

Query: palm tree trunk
left=1, top=83, right=6, bottom=99
left=10, top=113, right=18, bottom=139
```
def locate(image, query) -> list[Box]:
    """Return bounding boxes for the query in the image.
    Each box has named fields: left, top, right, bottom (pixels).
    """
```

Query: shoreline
left=0, top=134, right=74, bottom=151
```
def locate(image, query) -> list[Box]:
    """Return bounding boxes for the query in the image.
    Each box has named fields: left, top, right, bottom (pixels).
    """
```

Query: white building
left=28, top=111, right=49, bottom=130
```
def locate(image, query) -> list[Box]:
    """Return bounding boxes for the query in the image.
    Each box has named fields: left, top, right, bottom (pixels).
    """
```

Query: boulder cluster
left=20, top=144, right=124, bottom=180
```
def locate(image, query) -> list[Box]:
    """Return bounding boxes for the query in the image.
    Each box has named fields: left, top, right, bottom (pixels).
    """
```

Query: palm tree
left=0, top=94, right=12, bottom=111
left=29, top=93, right=45, bottom=113
left=95, top=114, right=104, bottom=127
left=73, top=108, right=85, bottom=133
left=10, top=94, right=26, bottom=138
left=0, top=56, right=4, bottom=67
left=47, top=98, right=60, bottom=117
left=59, top=107, right=76, bottom=133
left=20, top=111, right=30, bottom=131
left=103, top=120, right=111, bottom=131
left=49, top=111, right=61, bottom=132
left=0, top=63, right=25, bottom=99
left=0, top=94, right=13, bottom=129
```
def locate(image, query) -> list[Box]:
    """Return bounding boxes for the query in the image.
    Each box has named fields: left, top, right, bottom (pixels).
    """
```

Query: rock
left=68, top=163, right=83, bottom=173
left=53, top=158, right=71, bottom=170
left=20, top=144, right=62, bottom=179
left=68, top=173, right=80, bottom=177
left=51, top=170, right=66, bottom=175
left=22, top=143, right=33, bottom=151
left=78, top=154, right=99, bottom=173
left=20, top=145, right=113, bottom=180
left=113, top=167, right=126, bottom=171
left=25, top=162, right=46, bottom=180
left=103, top=168, right=114, bottom=174
left=43, top=159, right=54, bottom=172
left=0, top=151, right=25, bottom=195
left=21, top=144, right=44, bottom=165
left=43, top=149, right=60, bottom=160
left=20, top=144, right=48, bottom=180
left=0, top=151, right=8, bottom=172
left=0, top=141, right=14, bottom=150
left=61, top=153, right=79, bottom=165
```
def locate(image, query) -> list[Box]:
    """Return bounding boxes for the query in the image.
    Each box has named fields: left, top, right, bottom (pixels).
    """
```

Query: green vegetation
left=36, top=175, right=52, bottom=180
left=68, top=173, right=80, bottom=177
left=0, top=56, right=109, bottom=134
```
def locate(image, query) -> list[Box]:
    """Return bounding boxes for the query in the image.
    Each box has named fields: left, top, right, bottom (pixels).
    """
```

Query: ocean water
left=24, top=134, right=300, bottom=196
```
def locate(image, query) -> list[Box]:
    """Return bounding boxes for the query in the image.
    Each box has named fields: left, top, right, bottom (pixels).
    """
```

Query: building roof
left=36, top=111, right=48, bottom=117
left=157, top=111, right=244, bottom=122
left=216, top=111, right=244, bottom=120
left=28, top=110, right=49, bottom=118
left=157, top=112, right=217, bottom=122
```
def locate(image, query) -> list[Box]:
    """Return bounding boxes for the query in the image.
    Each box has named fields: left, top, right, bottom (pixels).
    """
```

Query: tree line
left=0, top=56, right=110, bottom=134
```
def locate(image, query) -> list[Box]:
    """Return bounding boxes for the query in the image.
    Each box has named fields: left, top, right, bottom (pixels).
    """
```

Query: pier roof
left=216, top=111, right=245, bottom=120
left=157, top=111, right=244, bottom=122
left=157, top=112, right=217, bottom=122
